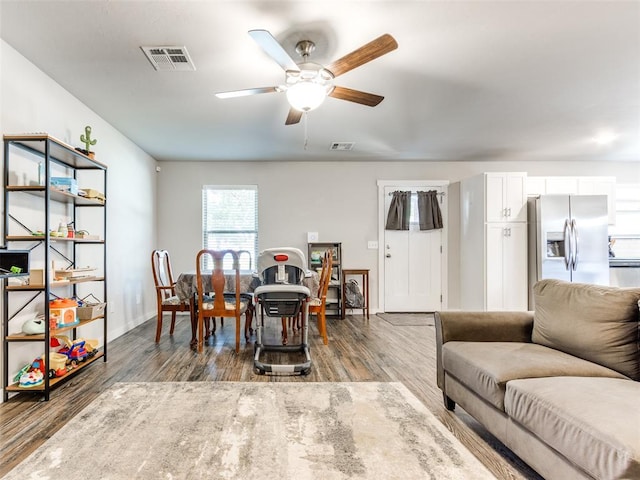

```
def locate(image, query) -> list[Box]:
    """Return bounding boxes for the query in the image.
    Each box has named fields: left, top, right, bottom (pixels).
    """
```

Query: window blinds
left=202, top=185, right=258, bottom=270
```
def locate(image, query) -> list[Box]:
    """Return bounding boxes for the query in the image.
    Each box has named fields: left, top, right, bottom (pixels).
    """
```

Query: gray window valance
left=385, top=190, right=443, bottom=231
left=385, top=191, right=411, bottom=230
left=417, top=190, right=443, bottom=230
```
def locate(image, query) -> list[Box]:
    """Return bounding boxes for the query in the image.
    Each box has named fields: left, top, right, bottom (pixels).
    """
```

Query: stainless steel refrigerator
left=528, top=195, right=609, bottom=307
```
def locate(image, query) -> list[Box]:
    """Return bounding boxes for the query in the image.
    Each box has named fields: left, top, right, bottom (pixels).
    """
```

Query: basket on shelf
left=76, top=294, right=106, bottom=321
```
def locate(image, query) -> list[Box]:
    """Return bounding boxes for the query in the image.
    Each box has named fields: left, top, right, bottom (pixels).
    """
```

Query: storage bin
left=50, top=177, right=78, bottom=195
left=77, top=302, right=106, bottom=320
left=30, top=269, right=44, bottom=285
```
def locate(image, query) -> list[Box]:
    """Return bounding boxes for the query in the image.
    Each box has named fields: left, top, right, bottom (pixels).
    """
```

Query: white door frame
left=377, top=180, right=449, bottom=313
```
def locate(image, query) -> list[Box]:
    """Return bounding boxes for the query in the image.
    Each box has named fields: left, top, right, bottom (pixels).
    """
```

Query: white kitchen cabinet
left=525, top=177, right=546, bottom=196
left=545, top=177, right=579, bottom=194
left=578, top=177, right=617, bottom=224
left=526, top=176, right=616, bottom=224
left=486, top=223, right=528, bottom=310
left=485, top=172, right=527, bottom=223
left=460, top=172, right=528, bottom=311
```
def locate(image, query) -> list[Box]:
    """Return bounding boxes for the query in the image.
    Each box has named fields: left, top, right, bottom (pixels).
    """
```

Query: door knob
left=386, top=254, right=391, bottom=258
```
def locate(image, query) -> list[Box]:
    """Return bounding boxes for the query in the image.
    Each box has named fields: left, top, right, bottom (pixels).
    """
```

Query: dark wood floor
left=0, top=313, right=541, bottom=479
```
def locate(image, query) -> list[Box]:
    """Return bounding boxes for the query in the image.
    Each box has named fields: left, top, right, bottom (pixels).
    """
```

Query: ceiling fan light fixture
left=286, top=82, right=328, bottom=112
left=285, top=63, right=334, bottom=112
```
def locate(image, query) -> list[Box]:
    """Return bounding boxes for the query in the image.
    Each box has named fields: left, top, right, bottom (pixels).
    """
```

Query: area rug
left=4, top=382, right=495, bottom=480
left=377, top=312, right=435, bottom=326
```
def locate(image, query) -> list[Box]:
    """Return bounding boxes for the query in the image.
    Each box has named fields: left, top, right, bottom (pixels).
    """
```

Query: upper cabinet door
left=485, top=172, right=527, bottom=223
left=526, top=176, right=616, bottom=225
left=504, top=173, right=527, bottom=222
left=546, top=177, right=579, bottom=194
left=578, top=177, right=617, bottom=225
left=485, top=173, right=507, bottom=222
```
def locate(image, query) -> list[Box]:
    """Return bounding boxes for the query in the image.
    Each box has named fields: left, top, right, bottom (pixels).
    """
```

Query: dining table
left=175, top=270, right=319, bottom=349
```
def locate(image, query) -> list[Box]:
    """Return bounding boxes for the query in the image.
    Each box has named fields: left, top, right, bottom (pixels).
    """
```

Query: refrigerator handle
left=563, top=219, right=571, bottom=270
left=571, top=219, right=579, bottom=270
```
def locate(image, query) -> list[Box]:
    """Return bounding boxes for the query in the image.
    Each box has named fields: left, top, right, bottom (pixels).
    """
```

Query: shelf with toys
left=6, top=348, right=104, bottom=392
left=6, top=315, right=105, bottom=342
left=2, top=132, right=107, bottom=401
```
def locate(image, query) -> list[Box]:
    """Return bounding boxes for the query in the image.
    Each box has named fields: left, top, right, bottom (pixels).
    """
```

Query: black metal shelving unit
left=2, top=134, right=107, bottom=401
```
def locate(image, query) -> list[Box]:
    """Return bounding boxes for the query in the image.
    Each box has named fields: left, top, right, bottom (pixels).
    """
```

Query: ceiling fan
left=215, top=30, right=398, bottom=125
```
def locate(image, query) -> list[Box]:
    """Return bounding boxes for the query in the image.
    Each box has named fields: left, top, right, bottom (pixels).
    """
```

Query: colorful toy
left=19, top=370, right=44, bottom=387
left=13, top=363, right=31, bottom=383
left=31, top=356, right=45, bottom=371
left=80, top=338, right=99, bottom=357
left=48, top=351, right=69, bottom=378
left=49, top=298, right=79, bottom=328
left=22, top=317, right=46, bottom=335
left=16, top=356, right=46, bottom=388
left=58, top=339, right=88, bottom=364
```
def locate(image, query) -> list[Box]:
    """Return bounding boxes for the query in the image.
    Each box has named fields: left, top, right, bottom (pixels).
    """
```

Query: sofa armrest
left=434, top=311, right=534, bottom=391
left=435, top=311, right=534, bottom=344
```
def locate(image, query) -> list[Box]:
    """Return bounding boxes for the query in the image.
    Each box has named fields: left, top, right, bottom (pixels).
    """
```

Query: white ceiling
left=1, top=1, right=638, bottom=163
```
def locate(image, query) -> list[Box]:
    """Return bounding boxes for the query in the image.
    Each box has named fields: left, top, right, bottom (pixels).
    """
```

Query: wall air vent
left=330, top=142, right=355, bottom=151
left=140, top=46, right=196, bottom=71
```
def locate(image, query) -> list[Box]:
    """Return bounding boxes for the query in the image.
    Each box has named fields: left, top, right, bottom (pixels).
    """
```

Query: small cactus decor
left=80, top=126, right=97, bottom=155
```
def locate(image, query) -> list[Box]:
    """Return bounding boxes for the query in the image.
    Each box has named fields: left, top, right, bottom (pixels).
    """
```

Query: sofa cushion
left=505, top=377, right=640, bottom=480
left=442, top=341, right=627, bottom=411
left=532, top=279, right=640, bottom=380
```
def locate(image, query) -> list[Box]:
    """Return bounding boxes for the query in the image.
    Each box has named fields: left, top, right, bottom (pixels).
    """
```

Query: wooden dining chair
left=195, top=249, right=251, bottom=353
left=308, top=249, right=332, bottom=345
left=237, top=249, right=253, bottom=271
left=151, top=249, right=192, bottom=343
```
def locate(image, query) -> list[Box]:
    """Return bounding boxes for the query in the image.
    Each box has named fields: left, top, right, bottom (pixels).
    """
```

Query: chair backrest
left=151, top=250, right=175, bottom=300
left=237, top=250, right=252, bottom=270
left=317, top=249, right=333, bottom=302
left=196, top=249, right=242, bottom=315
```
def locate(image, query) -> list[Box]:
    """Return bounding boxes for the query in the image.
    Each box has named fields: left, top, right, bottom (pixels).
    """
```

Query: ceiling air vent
left=140, top=46, right=196, bottom=71
left=330, top=142, right=355, bottom=151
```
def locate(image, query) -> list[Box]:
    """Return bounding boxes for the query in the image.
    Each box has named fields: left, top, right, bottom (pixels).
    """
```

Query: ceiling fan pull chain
left=303, top=112, right=309, bottom=150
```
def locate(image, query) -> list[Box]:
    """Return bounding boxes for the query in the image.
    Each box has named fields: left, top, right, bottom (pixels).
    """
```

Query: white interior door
left=383, top=185, right=444, bottom=312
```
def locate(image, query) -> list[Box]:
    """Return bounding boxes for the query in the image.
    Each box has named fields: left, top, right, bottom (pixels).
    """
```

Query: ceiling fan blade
left=285, top=108, right=303, bottom=125
left=326, top=34, right=398, bottom=78
left=329, top=86, right=384, bottom=107
left=248, top=29, right=300, bottom=72
left=215, top=86, right=281, bottom=99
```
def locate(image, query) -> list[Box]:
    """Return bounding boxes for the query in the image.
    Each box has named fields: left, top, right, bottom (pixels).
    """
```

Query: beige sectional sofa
left=435, top=279, right=640, bottom=480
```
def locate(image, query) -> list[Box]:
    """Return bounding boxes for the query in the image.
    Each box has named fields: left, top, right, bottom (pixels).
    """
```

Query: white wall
left=1, top=40, right=158, bottom=391
left=157, top=160, right=640, bottom=311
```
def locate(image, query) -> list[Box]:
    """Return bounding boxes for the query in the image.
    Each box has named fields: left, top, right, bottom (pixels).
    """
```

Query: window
left=202, top=186, right=258, bottom=270
left=409, top=193, right=419, bottom=226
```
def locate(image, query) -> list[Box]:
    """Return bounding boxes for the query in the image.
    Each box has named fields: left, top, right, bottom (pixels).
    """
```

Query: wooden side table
left=341, top=269, right=370, bottom=319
